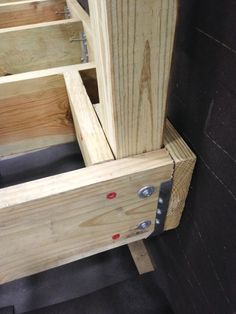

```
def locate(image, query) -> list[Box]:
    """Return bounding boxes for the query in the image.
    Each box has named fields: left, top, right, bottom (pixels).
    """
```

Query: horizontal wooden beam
left=0, top=0, right=66, bottom=29
left=0, top=19, right=84, bottom=76
left=64, top=69, right=113, bottom=165
left=0, top=62, right=95, bottom=84
left=0, top=149, right=173, bottom=283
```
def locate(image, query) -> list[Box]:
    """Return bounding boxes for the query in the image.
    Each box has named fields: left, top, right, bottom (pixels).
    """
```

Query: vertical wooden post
left=89, top=0, right=177, bottom=158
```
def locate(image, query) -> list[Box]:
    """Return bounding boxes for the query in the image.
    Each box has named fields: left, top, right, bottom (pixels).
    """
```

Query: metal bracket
left=55, top=5, right=71, bottom=19
left=69, top=32, right=89, bottom=63
left=151, top=179, right=173, bottom=237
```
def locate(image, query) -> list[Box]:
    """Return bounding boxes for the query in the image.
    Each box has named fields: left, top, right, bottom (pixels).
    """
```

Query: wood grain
left=64, top=69, right=113, bottom=165
left=164, top=120, right=196, bottom=230
left=0, top=0, right=66, bottom=29
left=89, top=0, right=177, bottom=158
left=0, top=19, right=83, bottom=76
left=94, top=104, right=196, bottom=232
left=0, top=75, right=75, bottom=156
left=0, top=149, right=173, bottom=283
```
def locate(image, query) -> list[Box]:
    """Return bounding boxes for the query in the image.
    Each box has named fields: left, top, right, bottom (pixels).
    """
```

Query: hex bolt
left=138, top=186, right=155, bottom=199
left=137, top=220, right=152, bottom=230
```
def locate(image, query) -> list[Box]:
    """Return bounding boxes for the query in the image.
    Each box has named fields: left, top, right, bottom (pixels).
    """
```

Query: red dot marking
left=112, top=233, right=120, bottom=240
left=107, top=192, right=117, bottom=199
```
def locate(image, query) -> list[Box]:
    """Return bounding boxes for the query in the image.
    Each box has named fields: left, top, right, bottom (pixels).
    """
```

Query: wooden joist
left=0, top=19, right=84, bottom=76
left=0, top=0, right=66, bottom=29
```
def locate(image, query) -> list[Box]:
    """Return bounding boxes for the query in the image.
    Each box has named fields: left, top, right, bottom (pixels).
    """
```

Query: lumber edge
left=164, top=120, right=196, bottom=230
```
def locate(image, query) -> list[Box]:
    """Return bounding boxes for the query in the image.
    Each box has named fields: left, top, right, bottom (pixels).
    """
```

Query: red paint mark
left=112, top=233, right=120, bottom=240
left=80, top=134, right=83, bottom=141
left=107, top=192, right=117, bottom=199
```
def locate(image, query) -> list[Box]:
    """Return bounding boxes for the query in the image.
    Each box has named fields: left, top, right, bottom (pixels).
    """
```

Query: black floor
left=0, top=242, right=173, bottom=314
left=24, top=273, right=173, bottom=314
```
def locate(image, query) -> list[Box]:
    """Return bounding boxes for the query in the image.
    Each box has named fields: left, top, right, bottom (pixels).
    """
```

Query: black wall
left=147, top=1, right=236, bottom=313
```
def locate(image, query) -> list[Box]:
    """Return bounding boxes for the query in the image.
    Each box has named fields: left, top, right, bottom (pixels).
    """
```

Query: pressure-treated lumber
left=0, top=0, right=66, bottom=29
left=64, top=69, right=113, bottom=165
left=93, top=104, right=196, bottom=231
left=89, top=0, right=178, bottom=158
left=164, top=120, right=196, bottom=230
left=0, top=75, right=75, bottom=157
left=0, top=149, right=173, bottom=283
left=0, top=19, right=83, bottom=76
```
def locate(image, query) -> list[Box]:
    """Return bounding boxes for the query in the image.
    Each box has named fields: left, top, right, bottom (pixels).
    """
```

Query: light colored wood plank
left=0, top=19, right=84, bottom=76
left=0, top=149, right=173, bottom=283
left=89, top=0, right=177, bottom=158
left=0, top=62, right=96, bottom=84
left=0, top=0, right=66, bottom=29
left=66, top=0, right=94, bottom=60
left=0, top=75, right=75, bottom=156
left=128, top=240, right=155, bottom=274
left=0, top=0, right=27, bottom=3
left=164, top=120, right=196, bottom=230
left=64, top=69, right=113, bottom=165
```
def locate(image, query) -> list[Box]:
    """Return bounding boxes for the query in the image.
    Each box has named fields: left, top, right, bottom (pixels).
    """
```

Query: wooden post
left=89, top=0, right=178, bottom=158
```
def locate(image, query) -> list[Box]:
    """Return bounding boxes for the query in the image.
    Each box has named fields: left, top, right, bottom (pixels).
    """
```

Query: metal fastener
left=159, top=197, right=164, bottom=204
left=137, top=220, right=152, bottom=230
left=138, top=186, right=155, bottom=199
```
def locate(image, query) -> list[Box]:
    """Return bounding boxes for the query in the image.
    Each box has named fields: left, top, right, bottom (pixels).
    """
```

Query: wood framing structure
left=0, top=0, right=196, bottom=284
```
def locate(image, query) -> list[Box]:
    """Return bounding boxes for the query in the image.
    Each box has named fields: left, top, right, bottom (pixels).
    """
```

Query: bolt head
left=137, top=220, right=152, bottom=230
left=159, top=197, right=164, bottom=204
left=138, top=186, right=155, bottom=199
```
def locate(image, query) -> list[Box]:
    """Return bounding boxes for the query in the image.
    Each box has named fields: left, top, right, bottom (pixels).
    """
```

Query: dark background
left=147, top=0, right=236, bottom=313
left=0, top=0, right=235, bottom=313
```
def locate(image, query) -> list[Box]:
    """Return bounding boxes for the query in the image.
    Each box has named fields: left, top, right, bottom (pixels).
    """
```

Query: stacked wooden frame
left=0, top=0, right=196, bottom=283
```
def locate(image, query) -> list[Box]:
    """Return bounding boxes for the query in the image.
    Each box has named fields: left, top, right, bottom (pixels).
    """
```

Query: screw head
left=158, top=197, right=164, bottom=204
left=157, top=209, right=162, bottom=215
left=138, top=186, right=155, bottom=199
left=137, top=220, right=152, bottom=230
left=156, top=218, right=161, bottom=225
